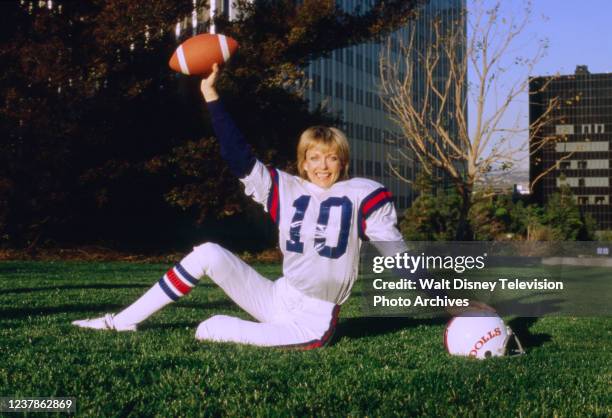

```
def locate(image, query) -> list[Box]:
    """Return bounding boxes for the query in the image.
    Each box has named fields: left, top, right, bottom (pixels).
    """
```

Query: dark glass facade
left=530, top=67, right=612, bottom=229
left=306, top=0, right=466, bottom=211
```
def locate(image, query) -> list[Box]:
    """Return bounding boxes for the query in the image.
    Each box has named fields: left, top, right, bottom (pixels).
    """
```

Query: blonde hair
left=297, top=126, right=350, bottom=180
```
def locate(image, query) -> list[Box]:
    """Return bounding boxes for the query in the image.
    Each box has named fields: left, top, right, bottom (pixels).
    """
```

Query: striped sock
left=112, top=262, right=200, bottom=329
left=157, top=263, right=199, bottom=301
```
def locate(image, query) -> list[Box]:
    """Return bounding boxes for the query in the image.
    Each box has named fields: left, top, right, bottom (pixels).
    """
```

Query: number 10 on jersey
left=286, top=195, right=353, bottom=259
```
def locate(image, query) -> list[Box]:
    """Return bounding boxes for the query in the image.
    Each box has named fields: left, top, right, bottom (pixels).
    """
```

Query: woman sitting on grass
left=72, top=64, right=405, bottom=347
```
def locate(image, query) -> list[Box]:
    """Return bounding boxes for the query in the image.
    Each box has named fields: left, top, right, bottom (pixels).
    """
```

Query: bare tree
left=379, top=0, right=570, bottom=238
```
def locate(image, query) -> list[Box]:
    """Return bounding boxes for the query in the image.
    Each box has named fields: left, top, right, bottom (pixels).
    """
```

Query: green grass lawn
left=0, top=261, right=610, bottom=417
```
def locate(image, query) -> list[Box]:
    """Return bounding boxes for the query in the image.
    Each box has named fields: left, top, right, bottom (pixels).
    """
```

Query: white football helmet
left=444, top=314, right=525, bottom=359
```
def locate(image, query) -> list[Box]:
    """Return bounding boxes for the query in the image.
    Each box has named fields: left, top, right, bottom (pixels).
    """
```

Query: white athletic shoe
left=72, top=313, right=137, bottom=332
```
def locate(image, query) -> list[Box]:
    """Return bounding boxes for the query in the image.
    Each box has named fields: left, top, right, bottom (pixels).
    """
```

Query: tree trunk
left=455, top=185, right=473, bottom=241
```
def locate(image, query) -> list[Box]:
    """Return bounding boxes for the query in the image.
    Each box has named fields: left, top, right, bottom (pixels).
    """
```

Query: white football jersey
left=241, top=160, right=404, bottom=304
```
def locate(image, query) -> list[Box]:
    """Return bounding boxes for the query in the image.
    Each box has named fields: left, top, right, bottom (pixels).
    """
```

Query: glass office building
left=530, top=66, right=612, bottom=229
left=304, top=0, right=466, bottom=211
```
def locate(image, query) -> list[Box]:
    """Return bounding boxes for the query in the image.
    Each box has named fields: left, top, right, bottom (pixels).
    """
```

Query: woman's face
left=302, top=144, right=342, bottom=189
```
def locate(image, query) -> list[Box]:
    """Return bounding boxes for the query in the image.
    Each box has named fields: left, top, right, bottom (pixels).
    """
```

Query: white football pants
left=188, top=243, right=339, bottom=348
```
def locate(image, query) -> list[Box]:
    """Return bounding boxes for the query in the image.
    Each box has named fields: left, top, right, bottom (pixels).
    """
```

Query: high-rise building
left=305, top=0, right=466, bottom=211
left=530, top=66, right=612, bottom=229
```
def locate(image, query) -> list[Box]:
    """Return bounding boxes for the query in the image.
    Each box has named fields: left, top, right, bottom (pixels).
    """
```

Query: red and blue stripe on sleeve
left=266, top=167, right=280, bottom=225
left=358, top=187, right=394, bottom=241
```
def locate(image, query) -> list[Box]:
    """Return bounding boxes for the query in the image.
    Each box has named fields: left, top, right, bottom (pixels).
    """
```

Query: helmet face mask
left=445, top=314, right=525, bottom=359
left=502, top=327, right=526, bottom=357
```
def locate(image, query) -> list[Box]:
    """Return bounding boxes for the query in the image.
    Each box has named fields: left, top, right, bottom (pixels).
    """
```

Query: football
left=169, top=33, right=239, bottom=77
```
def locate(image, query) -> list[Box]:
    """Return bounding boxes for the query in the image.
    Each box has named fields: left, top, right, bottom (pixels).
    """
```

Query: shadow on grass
left=142, top=322, right=201, bottom=331
left=174, top=300, right=238, bottom=310
left=0, top=299, right=240, bottom=322
left=507, top=317, right=552, bottom=349
left=333, top=316, right=551, bottom=350
left=494, top=295, right=566, bottom=317
left=2, top=282, right=216, bottom=295
left=333, top=316, right=448, bottom=342
left=0, top=303, right=126, bottom=319
left=2, top=284, right=149, bottom=295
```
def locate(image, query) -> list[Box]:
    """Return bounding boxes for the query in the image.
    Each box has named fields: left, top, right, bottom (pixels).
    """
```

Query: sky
left=467, top=0, right=612, bottom=174
left=526, top=0, right=612, bottom=75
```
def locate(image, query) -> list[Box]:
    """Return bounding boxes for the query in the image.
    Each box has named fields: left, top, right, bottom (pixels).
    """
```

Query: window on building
left=335, top=81, right=343, bottom=99
left=345, top=68, right=353, bottom=84
left=594, top=123, right=605, bottom=133
left=586, top=159, right=608, bottom=169
left=559, top=161, right=571, bottom=170
left=555, top=124, right=574, bottom=135
left=578, top=178, right=585, bottom=187
left=374, top=128, right=381, bottom=143
left=578, top=160, right=587, bottom=169
left=365, top=91, right=372, bottom=107
left=356, top=88, right=363, bottom=105
left=595, top=196, right=606, bottom=205
left=393, top=38, right=400, bottom=55
left=384, top=130, right=393, bottom=143
left=374, top=162, right=382, bottom=176
left=556, top=142, right=609, bottom=152
left=346, top=122, right=353, bottom=137
left=587, top=177, right=610, bottom=187
left=346, top=86, right=353, bottom=102
left=356, top=53, right=363, bottom=70
left=349, top=159, right=357, bottom=176
left=324, top=78, right=332, bottom=95
left=365, top=160, right=373, bottom=175
left=312, top=74, right=321, bottom=93
left=581, top=124, right=592, bottom=134
left=578, top=196, right=589, bottom=205
left=365, top=126, right=373, bottom=141
left=346, top=50, right=354, bottom=66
